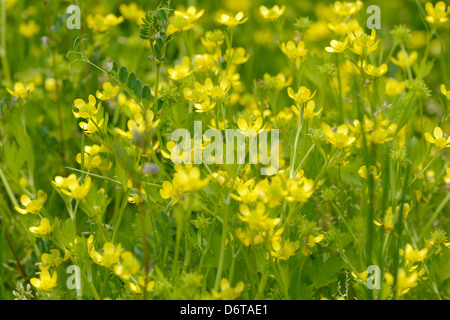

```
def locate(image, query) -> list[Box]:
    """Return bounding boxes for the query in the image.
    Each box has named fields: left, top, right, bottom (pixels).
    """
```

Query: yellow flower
left=254, top=176, right=288, bottom=208
left=183, top=82, right=208, bottom=103
left=96, top=82, right=120, bottom=101
left=424, top=127, right=450, bottom=150
left=225, top=47, right=250, bottom=65
left=271, top=239, right=299, bottom=260
left=41, top=249, right=70, bottom=268
left=230, top=179, right=258, bottom=203
left=115, top=111, right=160, bottom=140
left=425, top=1, right=450, bottom=26
left=236, top=117, right=266, bottom=136
left=87, top=235, right=122, bottom=268
left=302, top=234, right=324, bottom=256
left=390, top=51, right=418, bottom=69
left=79, top=115, right=104, bottom=134
left=374, top=204, right=411, bottom=232
left=193, top=54, right=216, bottom=73
left=211, top=279, right=244, bottom=300
left=293, top=100, right=322, bottom=120
left=87, top=14, right=124, bottom=32
left=15, top=190, right=47, bottom=215
left=129, top=276, right=155, bottom=294
left=281, top=41, right=308, bottom=67
left=19, top=20, right=40, bottom=37
left=201, top=29, right=225, bottom=51
left=325, top=39, right=349, bottom=53
left=45, top=78, right=59, bottom=92
left=168, top=57, right=192, bottom=80
left=76, top=145, right=111, bottom=171
left=5, top=0, right=18, bottom=9
left=285, top=177, right=315, bottom=202
left=119, top=3, right=146, bottom=24
left=364, top=63, right=388, bottom=77
left=29, top=218, right=52, bottom=236
left=73, top=95, right=100, bottom=119
left=167, top=6, right=204, bottom=35
left=351, top=270, right=369, bottom=284
left=349, top=29, right=379, bottom=56
left=194, top=97, right=216, bottom=113
left=238, top=203, right=280, bottom=231
left=322, top=124, right=356, bottom=148
left=328, top=19, right=362, bottom=35
left=177, top=6, right=204, bottom=23
left=7, top=82, right=35, bottom=99
left=444, top=167, right=450, bottom=184
left=287, top=86, right=316, bottom=105
left=385, top=268, right=419, bottom=296
left=114, top=251, right=141, bottom=280
left=204, top=78, right=230, bottom=100
left=331, top=1, right=364, bottom=17
left=441, top=84, right=450, bottom=100
left=30, top=266, right=57, bottom=291
left=52, top=174, right=92, bottom=200
left=358, top=165, right=381, bottom=182
left=263, top=73, right=293, bottom=91
left=385, top=78, right=407, bottom=97
left=259, top=5, right=285, bottom=21
left=400, top=244, right=428, bottom=265
left=218, top=12, right=248, bottom=28
left=160, top=166, right=210, bottom=204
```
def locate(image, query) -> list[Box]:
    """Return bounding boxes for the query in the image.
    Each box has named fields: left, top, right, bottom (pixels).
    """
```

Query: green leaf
left=115, top=159, right=128, bottom=191
left=154, top=38, right=163, bottom=60
left=141, top=85, right=151, bottom=99
left=112, top=61, right=118, bottom=72
left=134, top=79, right=143, bottom=97
left=297, top=284, right=314, bottom=300
left=127, top=72, right=137, bottom=89
left=60, top=219, right=76, bottom=247
left=3, top=141, right=26, bottom=179
left=118, top=66, right=128, bottom=83
left=308, top=256, right=343, bottom=289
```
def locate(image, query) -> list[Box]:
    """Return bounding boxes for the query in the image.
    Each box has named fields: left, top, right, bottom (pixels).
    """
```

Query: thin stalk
left=331, top=201, right=358, bottom=245
left=43, top=0, right=66, bottom=164
left=139, top=202, right=149, bottom=300
left=289, top=104, right=304, bottom=178
left=256, top=262, right=269, bottom=299
left=214, top=163, right=242, bottom=291
left=0, top=218, right=27, bottom=279
left=408, top=153, right=437, bottom=187
left=0, top=0, right=11, bottom=84
left=293, top=142, right=315, bottom=177
left=111, top=189, right=130, bottom=243
left=335, top=54, right=344, bottom=122
left=419, top=192, right=450, bottom=240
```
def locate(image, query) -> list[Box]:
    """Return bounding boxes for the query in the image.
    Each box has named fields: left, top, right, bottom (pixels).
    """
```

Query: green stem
left=0, top=0, right=11, bottom=84
left=290, top=104, right=304, bottom=178
left=336, top=54, right=344, bottom=122
left=256, top=262, right=269, bottom=299
left=419, top=192, right=450, bottom=240
left=293, top=143, right=315, bottom=177
left=214, top=163, right=242, bottom=291
left=111, top=189, right=130, bottom=243
left=408, top=153, right=437, bottom=187
left=399, top=43, right=413, bottom=81
left=43, top=0, right=66, bottom=164
left=331, top=201, right=358, bottom=245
